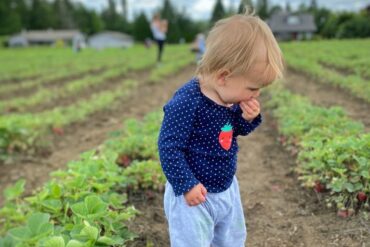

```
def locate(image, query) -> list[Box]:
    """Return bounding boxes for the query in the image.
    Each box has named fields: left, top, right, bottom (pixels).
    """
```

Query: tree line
left=0, top=0, right=369, bottom=43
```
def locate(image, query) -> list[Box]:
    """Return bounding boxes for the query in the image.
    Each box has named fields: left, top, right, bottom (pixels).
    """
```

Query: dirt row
left=0, top=67, right=369, bottom=246
left=284, top=70, right=370, bottom=131
left=0, top=64, right=195, bottom=207
left=125, top=69, right=370, bottom=247
left=0, top=66, right=114, bottom=101
left=319, top=61, right=370, bottom=82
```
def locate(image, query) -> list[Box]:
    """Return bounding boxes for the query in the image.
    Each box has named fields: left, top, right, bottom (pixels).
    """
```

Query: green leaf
left=97, top=236, right=123, bottom=245
left=85, top=195, right=107, bottom=217
left=0, top=235, right=15, bottom=247
left=66, top=240, right=85, bottom=247
left=43, top=236, right=65, bottom=247
left=8, top=227, right=33, bottom=241
left=71, top=201, right=88, bottom=217
left=361, top=170, right=370, bottom=179
left=344, top=183, right=355, bottom=193
left=41, top=199, right=63, bottom=213
left=27, top=213, right=51, bottom=236
left=71, top=195, right=107, bottom=219
left=81, top=226, right=99, bottom=241
left=4, top=179, right=26, bottom=201
left=50, top=183, right=62, bottom=198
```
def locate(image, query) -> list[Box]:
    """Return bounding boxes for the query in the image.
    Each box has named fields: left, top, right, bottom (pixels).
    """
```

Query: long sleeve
left=158, top=94, right=200, bottom=196
left=233, top=105, right=262, bottom=136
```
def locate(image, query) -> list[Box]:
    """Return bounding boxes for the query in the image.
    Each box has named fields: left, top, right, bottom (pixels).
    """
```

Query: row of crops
left=267, top=83, right=369, bottom=218
left=0, top=111, right=166, bottom=246
left=0, top=82, right=368, bottom=246
left=0, top=40, right=369, bottom=246
left=0, top=45, right=194, bottom=162
left=278, top=39, right=369, bottom=218
left=281, top=39, right=370, bottom=103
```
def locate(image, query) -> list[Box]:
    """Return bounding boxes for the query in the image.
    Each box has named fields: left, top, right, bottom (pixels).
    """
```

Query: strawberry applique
left=219, top=123, right=233, bottom=151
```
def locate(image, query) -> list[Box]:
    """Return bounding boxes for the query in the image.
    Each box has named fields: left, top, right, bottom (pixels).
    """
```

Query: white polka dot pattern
left=158, top=77, right=262, bottom=196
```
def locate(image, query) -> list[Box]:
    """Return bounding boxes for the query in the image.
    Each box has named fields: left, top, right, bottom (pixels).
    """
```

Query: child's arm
left=233, top=98, right=262, bottom=136
left=158, top=95, right=200, bottom=197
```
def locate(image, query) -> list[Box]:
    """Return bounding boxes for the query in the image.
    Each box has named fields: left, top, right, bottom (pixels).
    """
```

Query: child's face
left=215, top=63, right=269, bottom=104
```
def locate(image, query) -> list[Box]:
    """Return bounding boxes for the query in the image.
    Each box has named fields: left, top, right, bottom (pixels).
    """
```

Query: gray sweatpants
left=164, top=175, right=247, bottom=247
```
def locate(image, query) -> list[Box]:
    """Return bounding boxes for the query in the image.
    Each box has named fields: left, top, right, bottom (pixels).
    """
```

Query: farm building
left=268, top=12, right=317, bottom=41
left=88, top=31, right=134, bottom=50
left=8, top=30, right=85, bottom=47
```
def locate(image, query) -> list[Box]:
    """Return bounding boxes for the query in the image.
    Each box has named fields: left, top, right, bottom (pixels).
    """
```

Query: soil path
left=1, top=68, right=368, bottom=246
left=284, top=70, right=370, bottom=131
left=0, top=65, right=195, bottom=207
left=126, top=70, right=370, bottom=247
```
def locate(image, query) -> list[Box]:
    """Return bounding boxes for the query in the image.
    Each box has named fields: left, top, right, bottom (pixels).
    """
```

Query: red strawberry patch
left=219, top=123, right=233, bottom=151
left=357, top=192, right=367, bottom=202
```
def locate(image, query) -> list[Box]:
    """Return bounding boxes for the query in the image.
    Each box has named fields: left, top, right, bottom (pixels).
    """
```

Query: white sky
left=73, top=0, right=370, bottom=21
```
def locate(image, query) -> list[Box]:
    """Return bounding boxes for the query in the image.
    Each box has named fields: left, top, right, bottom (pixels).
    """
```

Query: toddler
left=158, top=10, right=284, bottom=247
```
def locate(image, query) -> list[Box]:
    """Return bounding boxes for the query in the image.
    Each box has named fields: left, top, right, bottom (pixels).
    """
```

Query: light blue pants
left=164, top=176, right=247, bottom=247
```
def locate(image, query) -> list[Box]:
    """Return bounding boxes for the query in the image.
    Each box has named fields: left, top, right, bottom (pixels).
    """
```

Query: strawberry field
left=0, top=40, right=369, bottom=246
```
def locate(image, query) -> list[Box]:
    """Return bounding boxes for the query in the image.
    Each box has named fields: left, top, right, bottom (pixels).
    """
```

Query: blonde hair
left=196, top=9, right=284, bottom=86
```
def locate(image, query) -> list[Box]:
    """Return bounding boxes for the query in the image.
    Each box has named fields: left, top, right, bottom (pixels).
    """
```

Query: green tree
left=314, top=8, right=331, bottom=34
left=269, top=5, right=282, bottom=16
left=337, top=15, right=370, bottom=38
left=74, top=3, right=104, bottom=35
left=0, top=0, right=22, bottom=35
left=210, top=0, right=225, bottom=26
left=121, top=0, right=127, bottom=21
left=177, top=11, right=202, bottom=42
left=13, top=0, right=29, bottom=28
left=101, top=0, right=130, bottom=33
left=256, top=0, right=269, bottom=19
left=29, top=0, right=55, bottom=29
left=308, top=0, right=318, bottom=12
left=285, top=1, right=291, bottom=12
left=133, top=12, right=151, bottom=41
left=321, top=12, right=354, bottom=38
left=298, top=3, right=308, bottom=13
left=160, top=0, right=181, bottom=43
left=53, top=0, right=75, bottom=29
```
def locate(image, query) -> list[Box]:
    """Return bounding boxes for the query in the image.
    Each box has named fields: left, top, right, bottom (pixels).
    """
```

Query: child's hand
left=240, top=98, right=260, bottom=122
left=184, top=183, right=207, bottom=206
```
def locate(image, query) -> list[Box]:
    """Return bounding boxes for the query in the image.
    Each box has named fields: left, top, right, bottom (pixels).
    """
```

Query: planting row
left=0, top=45, right=194, bottom=162
left=281, top=39, right=370, bottom=102
left=0, top=46, right=155, bottom=82
left=267, top=83, right=369, bottom=218
left=0, top=111, right=166, bottom=246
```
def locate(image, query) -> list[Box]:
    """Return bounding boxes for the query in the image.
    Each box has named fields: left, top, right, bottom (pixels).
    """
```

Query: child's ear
left=216, top=69, right=231, bottom=86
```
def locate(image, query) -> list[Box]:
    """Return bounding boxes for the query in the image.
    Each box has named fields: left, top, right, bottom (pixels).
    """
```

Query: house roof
left=90, top=31, right=133, bottom=41
left=268, top=12, right=317, bottom=33
left=12, top=30, right=82, bottom=42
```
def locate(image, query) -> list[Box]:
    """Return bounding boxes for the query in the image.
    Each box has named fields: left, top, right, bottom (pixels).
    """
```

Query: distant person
left=191, top=33, right=206, bottom=63
left=158, top=9, right=284, bottom=247
left=150, top=13, right=168, bottom=63
left=144, top=38, right=153, bottom=49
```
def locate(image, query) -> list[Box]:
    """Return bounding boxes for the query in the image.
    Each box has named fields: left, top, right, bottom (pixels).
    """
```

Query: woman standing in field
left=150, top=13, right=168, bottom=64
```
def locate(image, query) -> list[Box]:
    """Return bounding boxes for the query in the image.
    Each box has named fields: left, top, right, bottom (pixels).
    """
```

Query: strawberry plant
left=267, top=84, right=370, bottom=216
left=122, top=160, right=166, bottom=191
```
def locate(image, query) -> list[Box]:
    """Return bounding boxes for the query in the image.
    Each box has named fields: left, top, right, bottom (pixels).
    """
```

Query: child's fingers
left=201, top=186, right=207, bottom=196
left=247, top=99, right=260, bottom=110
left=243, top=104, right=256, bottom=114
left=241, top=102, right=255, bottom=114
left=190, top=196, right=205, bottom=206
left=246, top=101, right=258, bottom=111
left=240, top=104, right=251, bottom=115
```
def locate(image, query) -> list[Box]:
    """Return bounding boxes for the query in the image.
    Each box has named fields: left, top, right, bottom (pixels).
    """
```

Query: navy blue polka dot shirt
left=158, top=77, right=262, bottom=196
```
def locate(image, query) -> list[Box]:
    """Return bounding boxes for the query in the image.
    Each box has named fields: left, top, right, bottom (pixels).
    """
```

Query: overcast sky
left=73, top=0, right=370, bottom=21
